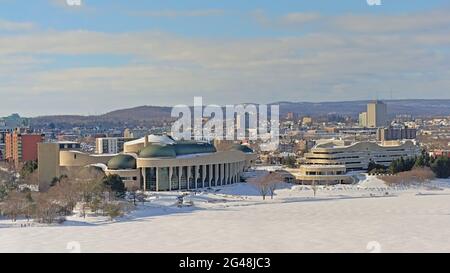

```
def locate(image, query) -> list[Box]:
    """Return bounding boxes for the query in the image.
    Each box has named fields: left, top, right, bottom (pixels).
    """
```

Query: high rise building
left=359, top=112, right=368, bottom=127
left=367, top=101, right=388, bottom=128
left=377, top=127, right=417, bottom=142
left=5, top=130, right=44, bottom=169
left=286, top=112, right=296, bottom=120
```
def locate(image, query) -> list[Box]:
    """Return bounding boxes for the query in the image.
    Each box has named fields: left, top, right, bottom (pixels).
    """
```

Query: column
left=187, top=166, right=191, bottom=190
left=208, top=165, right=213, bottom=186
left=141, top=168, right=147, bottom=191
left=178, top=166, right=182, bottom=191
left=194, top=165, right=199, bottom=189
left=231, top=163, right=235, bottom=183
left=202, top=165, right=206, bottom=188
left=220, top=164, right=225, bottom=186
left=225, top=163, right=229, bottom=185
left=215, top=164, right=219, bottom=186
left=169, top=167, right=173, bottom=191
left=156, top=167, right=159, bottom=192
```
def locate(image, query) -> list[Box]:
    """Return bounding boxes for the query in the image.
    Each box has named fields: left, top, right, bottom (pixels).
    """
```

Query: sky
left=0, top=0, right=450, bottom=116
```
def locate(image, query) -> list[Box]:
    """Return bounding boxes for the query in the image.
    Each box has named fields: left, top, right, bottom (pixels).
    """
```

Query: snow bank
left=2, top=179, right=450, bottom=253
left=358, top=174, right=388, bottom=188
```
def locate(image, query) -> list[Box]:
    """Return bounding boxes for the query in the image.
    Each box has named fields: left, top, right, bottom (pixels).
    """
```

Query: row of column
left=142, top=161, right=247, bottom=191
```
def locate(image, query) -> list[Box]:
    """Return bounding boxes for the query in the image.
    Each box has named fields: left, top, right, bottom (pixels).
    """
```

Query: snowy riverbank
left=2, top=176, right=450, bottom=253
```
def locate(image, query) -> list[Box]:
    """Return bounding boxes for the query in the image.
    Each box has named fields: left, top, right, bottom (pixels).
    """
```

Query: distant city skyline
left=1, top=0, right=450, bottom=116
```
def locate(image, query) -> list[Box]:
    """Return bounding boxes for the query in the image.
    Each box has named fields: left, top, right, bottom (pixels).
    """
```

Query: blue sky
left=0, top=0, right=450, bottom=116
left=1, top=0, right=448, bottom=35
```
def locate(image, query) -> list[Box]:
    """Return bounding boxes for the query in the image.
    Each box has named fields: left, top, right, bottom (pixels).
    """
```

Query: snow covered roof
left=124, top=134, right=175, bottom=146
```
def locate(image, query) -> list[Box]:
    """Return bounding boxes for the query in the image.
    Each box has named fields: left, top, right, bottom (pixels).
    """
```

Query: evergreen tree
left=431, top=157, right=450, bottom=179
left=103, top=175, right=126, bottom=198
left=20, top=161, right=38, bottom=179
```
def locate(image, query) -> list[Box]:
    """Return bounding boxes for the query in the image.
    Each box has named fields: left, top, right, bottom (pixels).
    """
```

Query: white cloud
left=0, top=19, right=35, bottom=31
left=280, top=12, right=321, bottom=25
left=252, top=10, right=321, bottom=28
left=333, top=10, right=450, bottom=33
left=1, top=8, right=450, bottom=115
left=130, top=9, right=225, bottom=18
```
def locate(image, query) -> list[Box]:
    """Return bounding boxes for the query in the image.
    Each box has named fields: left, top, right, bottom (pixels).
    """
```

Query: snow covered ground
left=2, top=175, right=450, bottom=253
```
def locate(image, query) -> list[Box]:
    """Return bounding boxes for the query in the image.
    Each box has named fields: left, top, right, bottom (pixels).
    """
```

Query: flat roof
left=301, top=164, right=346, bottom=169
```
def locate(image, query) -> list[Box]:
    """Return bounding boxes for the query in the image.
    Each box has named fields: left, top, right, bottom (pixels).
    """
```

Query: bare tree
left=249, top=172, right=284, bottom=200
left=382, top=167, right=435, bottom=186
left=1, top=191, right=26, bottom=222
left=103, top=202, right=124, bottom=221
left=58, top=167, right=106, bottom=218
left=268, top=174, right=284, bottom=199
left=311, top=180, right=318, bottom=197
left=128, top=185, right=140, bottom=206
left=34, top=192, right=61, bottom=224
left=49, top=177, right=78, bottom=215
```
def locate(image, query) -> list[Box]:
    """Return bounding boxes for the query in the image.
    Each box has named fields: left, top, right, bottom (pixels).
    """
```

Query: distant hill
left=276, top=99, right=450, bottom=117
left=30, top=99, right=450, bottom=128
left=31, top=106, right=174, bottom=129
left=101, top=106, right=173, bottom=121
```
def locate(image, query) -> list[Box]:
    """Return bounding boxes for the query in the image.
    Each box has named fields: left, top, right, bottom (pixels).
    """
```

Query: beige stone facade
left=304, top=140, right=420, bottom=171
left=38, top=135, right=256, bottom=192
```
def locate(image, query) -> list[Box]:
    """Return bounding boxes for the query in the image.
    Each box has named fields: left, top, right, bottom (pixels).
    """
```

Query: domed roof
left=107, top=154, right=136, bottom=170
left=174, top=141, right=216, bottom=156
left=231, top=144, right=254, bottom=153
left=139, top=144, right=177, bottom=158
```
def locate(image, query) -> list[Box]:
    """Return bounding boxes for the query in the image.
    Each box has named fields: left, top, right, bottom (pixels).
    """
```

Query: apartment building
left=95, top=137, right=135, bottom=154
left=5, top=130, right=44, bottom=169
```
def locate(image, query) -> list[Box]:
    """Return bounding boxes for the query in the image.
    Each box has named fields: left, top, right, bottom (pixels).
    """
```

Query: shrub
left=103, top=203, right=124, bottom=221
left=430, top=157, right=450, bottom=179
left=381, top=167, right=435, bottom=186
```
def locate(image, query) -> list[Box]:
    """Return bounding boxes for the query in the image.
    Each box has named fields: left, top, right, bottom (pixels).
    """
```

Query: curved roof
left=107, top=154, right=137, bottom=170
left=125, top=134, right=175, bottom=146
left=139, top=144, right=177, bottom=158
left=314, top=140, right=417, bottom=150
left=231, top=144, right=254, bottom=154
left=137, top=141, right=216, bottom=158
left=174, top=141, right=216, bottom=156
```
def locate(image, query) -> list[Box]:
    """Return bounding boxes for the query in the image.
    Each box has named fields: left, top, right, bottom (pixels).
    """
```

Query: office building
left=304, top=140, right=420, bottom=171
left=367, top=101, right=388, bottom=128
left=286, top=112, right=296, bottom=120
left=377, top=127, right=417, bottom=142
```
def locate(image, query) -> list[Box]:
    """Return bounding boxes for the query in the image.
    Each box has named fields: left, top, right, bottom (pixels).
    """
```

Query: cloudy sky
left=1, top=0, right=450, bottom=116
